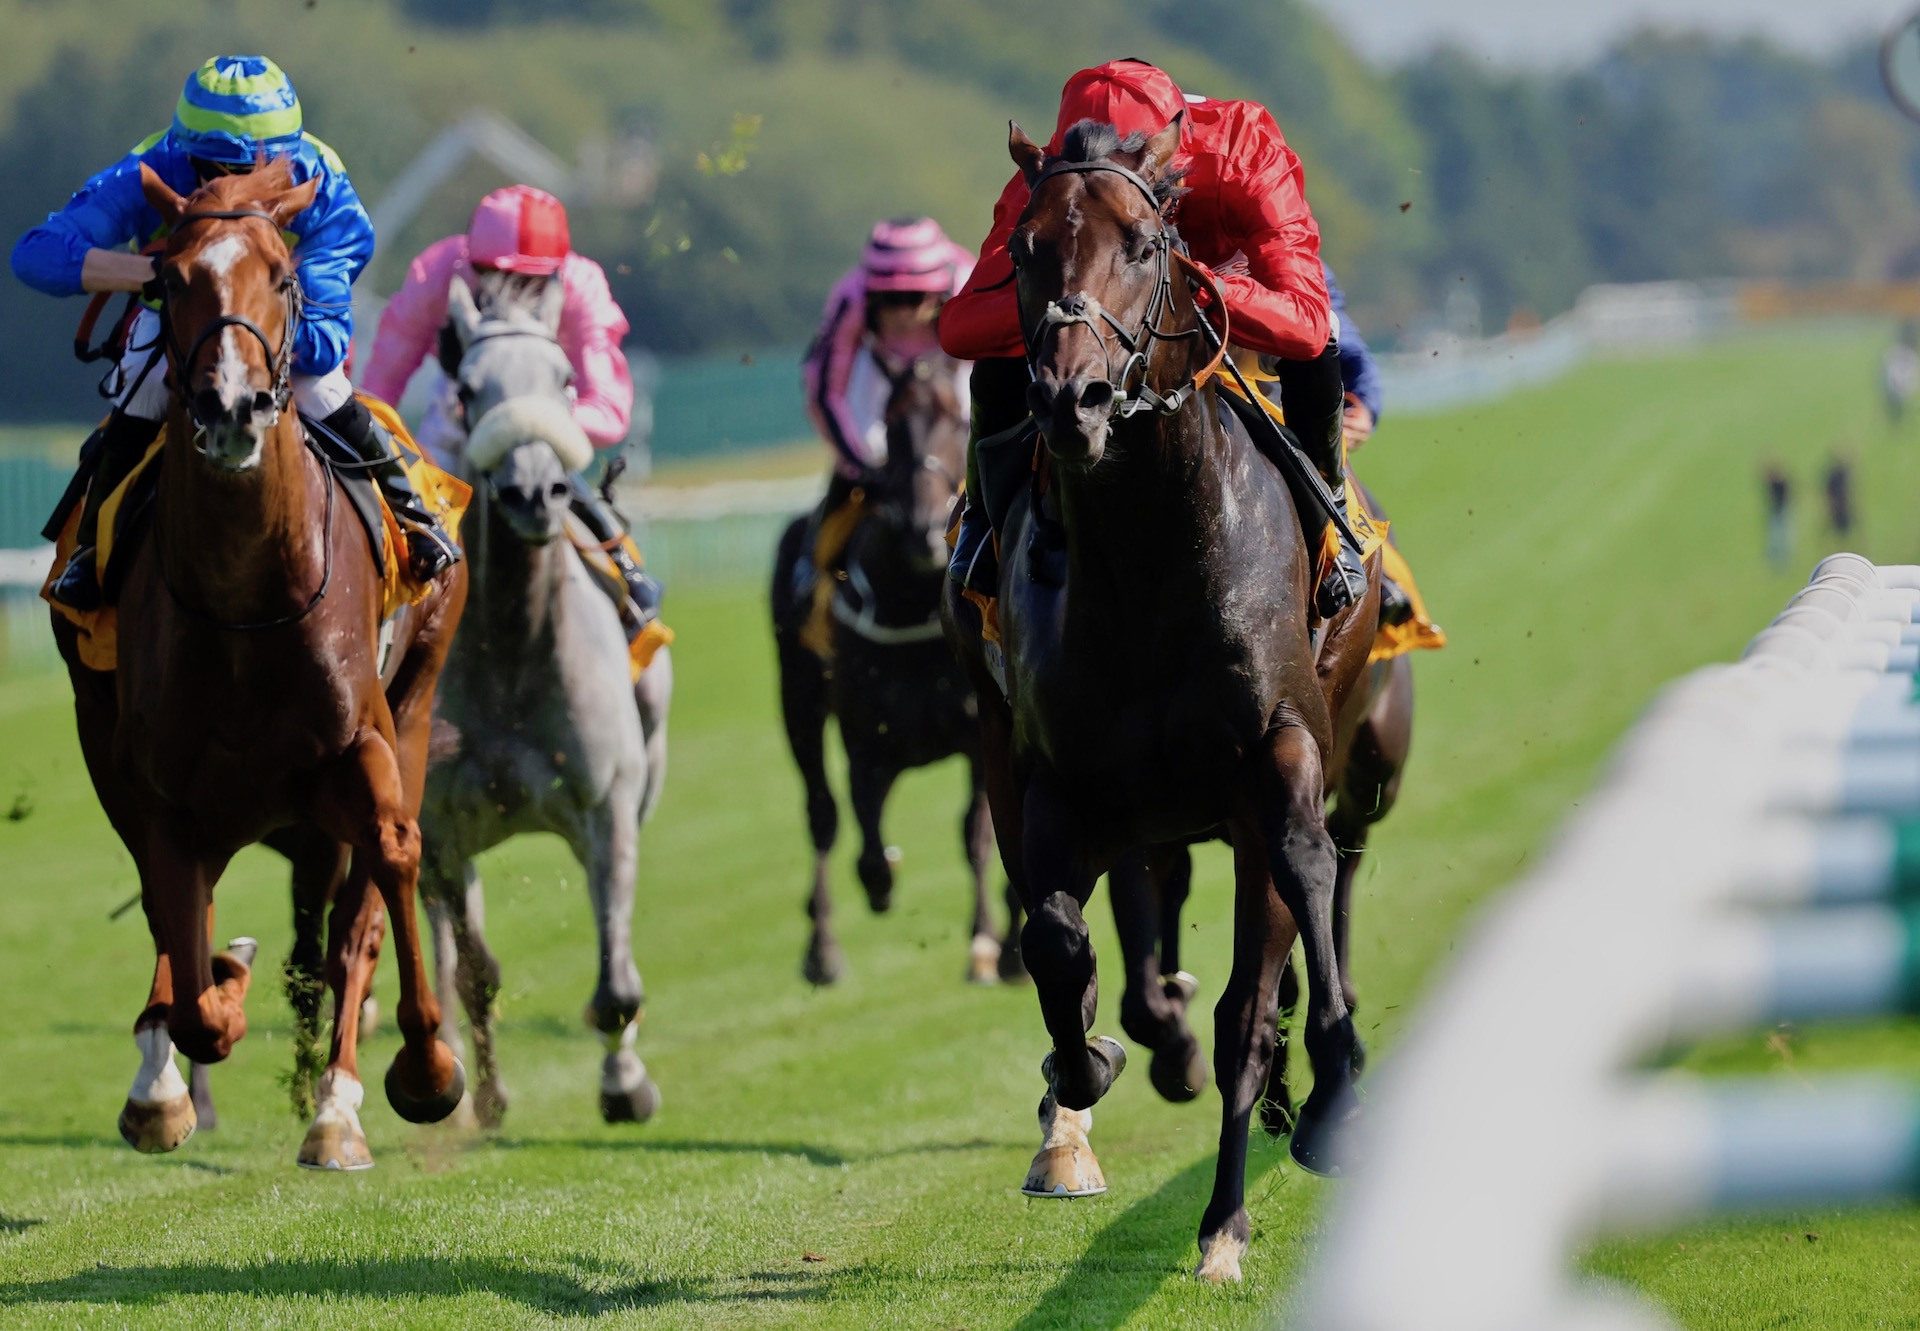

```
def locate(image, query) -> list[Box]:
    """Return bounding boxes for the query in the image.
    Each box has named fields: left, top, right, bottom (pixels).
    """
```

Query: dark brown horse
left=52, top=162, right=468, bottom=1168
left=774, top=354, right=1022, bottom=984
left=942, top=118, right=1380, bottom=1281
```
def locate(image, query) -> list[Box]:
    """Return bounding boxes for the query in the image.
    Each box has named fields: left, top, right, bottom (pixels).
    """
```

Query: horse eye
left=162, top=267, right=187, bottom=293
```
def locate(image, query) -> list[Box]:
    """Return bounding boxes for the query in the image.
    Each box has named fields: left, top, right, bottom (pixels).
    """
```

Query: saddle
left=42, top=397, right=470, bottom=673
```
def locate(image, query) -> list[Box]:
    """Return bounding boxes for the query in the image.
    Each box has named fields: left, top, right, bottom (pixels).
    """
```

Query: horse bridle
left=1013, top=157, right=1210, bottom=420
left=160, top=208, right=302, bottom=440
left=153, top=207, right=336, bottom=632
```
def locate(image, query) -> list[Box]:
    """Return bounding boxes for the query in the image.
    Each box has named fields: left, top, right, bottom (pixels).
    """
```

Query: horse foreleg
left=1254, top=724, right=1359, bottom=1179
left=577, top=791, right=659, bottom=1125
left=142, top=831, right=247, bottom=1068
left=1113, top=850, right=1205, bottom=1104
left=283, top=828, right=348, bottom=1120
left=122, top=927, right=195, bottom=1154
left=1195, top=823, right=1302, bottom=1283
left=1016, top=769, right=1125, bottom=1202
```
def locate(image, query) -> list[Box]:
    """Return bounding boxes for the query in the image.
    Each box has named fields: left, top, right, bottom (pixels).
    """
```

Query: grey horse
left=419, top=274, right=672, bottom=1127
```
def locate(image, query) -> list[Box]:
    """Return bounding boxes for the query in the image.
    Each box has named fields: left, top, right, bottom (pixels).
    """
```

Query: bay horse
left=772, top=354, right=1021, bottom=985
left=417, top=275, right=673, bottom=1128
left=52, top=161, right=468, bottom=1167
left=941, top=118, right=1378, bottom=1281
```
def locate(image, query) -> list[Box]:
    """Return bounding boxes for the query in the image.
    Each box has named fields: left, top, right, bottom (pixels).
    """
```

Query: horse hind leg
left=298, top=874, right=382, bottom=1170
left=429, top=860, right=509, bottom=1128
left=963, top=772, right=1003, bottom=984
left=1111, top=850, right=1206, bottom=1104
left=780, top=632, right=844, bottom=985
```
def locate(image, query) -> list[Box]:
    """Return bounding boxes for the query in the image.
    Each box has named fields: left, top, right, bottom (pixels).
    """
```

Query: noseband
left=161, top=208, right=302, bottom=441
left=1014, top=158, right=1212, bottom=420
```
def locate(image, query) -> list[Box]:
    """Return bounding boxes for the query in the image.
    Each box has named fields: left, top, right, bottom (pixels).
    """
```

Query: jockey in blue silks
left=11, top=55, right=460, bottom=611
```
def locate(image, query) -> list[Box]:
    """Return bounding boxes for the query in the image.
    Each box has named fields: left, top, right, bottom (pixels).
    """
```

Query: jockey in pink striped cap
left=797, top=216, right=971, bottom=604
left=362, top=184, right=660, bottom=622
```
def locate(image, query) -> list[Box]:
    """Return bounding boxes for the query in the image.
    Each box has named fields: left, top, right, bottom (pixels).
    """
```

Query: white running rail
left=1295, top=553, right=1920, bottom=1331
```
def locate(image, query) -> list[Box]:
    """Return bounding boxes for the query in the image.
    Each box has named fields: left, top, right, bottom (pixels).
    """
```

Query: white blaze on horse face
left=193, top=244, right=272, bottom=471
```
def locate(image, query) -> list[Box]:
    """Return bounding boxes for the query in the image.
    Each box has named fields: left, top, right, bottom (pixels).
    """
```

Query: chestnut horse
left=51, top=162, right=468, bottom=1168
left=942, top=118, right=1376, bottom=1281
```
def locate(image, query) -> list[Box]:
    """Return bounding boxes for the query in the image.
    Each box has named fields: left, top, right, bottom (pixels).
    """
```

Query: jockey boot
left=1379, top=574, right=1415, bottom=628
left=47, top=410, right=163, bottom=612
left=1272, top=346, right=1367, bottom=619
left=320, top=399, right=461, bottom=582
left=948, top=356, right=1032, bottom=594
left=568, top=474, right=661, bottom=627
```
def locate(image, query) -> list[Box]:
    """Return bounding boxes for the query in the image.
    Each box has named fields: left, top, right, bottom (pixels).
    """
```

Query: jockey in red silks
left=793, top=217, right=972, bottom=610
left=361, top=184, right=660, bottom=620
left=942, top=58, right=1366, bottom=617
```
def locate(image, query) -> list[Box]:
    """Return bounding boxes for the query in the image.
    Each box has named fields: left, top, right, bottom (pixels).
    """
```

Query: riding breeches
left=1258, top=342, right=1345, bottom=487
left=110, top=307, right=354, bottom=423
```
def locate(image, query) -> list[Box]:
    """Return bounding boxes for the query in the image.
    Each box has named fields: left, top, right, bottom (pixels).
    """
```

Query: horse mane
left=473, top=270, right=553, bottom=324
left=1054, top=118, right=1187, bottom=205
left=193, top=157, right=300, bottom=210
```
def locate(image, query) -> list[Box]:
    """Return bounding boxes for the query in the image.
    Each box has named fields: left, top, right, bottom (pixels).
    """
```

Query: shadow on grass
left=0, top=1255, right=877, bottom=1316
left=486, top=1134, right=1005, bottom=1169
left=1008, top=1138, right=1285, bottom=1330
left=0, top=1215, right=41, bottom=1237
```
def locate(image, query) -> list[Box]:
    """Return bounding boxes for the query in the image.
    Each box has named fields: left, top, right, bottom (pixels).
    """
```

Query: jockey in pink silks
left=361, top=184, right=659, bottom=619
left=796, top=217, right=972, bottom=601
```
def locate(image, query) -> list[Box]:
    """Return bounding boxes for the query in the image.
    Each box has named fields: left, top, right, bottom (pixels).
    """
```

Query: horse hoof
left=1164, top=970, right=1199, bottom=1005
left=118, top=1094, right=196, bottom=1154
left=385, top=1046, right=467, bottom=1125
left=1194, top=1231, right=1247, bottom=1283
left=1021, top=1143, right=1106, bottom=1198
left=296, top=1119, right=375, bottom=1171
left=1149, top=1038, right=1208, bottom=1104
left=299, top=1069, right=375, bottom=1171
left=600, top=1076, right=661, bottom=1124
left=473, top=1081, right=510, bottom=1130
left=224, top=936, right=259, bottom=969
left=967, top=934, right=1002, bottom=985
left=802, top=940, right=845, bottom=987
left=1289, top=1086, right=1361, bottom=1177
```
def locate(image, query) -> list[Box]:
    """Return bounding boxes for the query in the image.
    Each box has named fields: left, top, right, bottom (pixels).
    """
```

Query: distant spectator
left=1762, top=461, right=1792, bottom=569
left=1825, top=453, right=1855, bottom=537
left=1884, top=322, right=1920, bottom=427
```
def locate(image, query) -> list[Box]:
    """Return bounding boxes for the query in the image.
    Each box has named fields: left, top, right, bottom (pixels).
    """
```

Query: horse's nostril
left=252, top=391, right=275, bottom=418
left=548, top=481, right=570, bottom=501
left=1026, top=382, right=1056, bottom=416
left=1078, top=380, right=1115, bottom=413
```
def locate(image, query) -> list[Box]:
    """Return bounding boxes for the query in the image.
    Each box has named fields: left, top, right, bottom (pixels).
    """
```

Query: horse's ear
left=139, top=163, right=187, bottom=227
left=447, top=277, right=482, bottom=348
left=1008, top=121, right=1046, bottom=185
left=265, top=175, right=320, bottom=231
left=1137, top=111, right=1184, bottom=185
left=535, top=275, right=565, bottom=333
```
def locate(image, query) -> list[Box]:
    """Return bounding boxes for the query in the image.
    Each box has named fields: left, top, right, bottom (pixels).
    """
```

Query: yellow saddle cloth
left=45, top=396, right=472, bottom=673
left=1209, top=353, right=1446, bottom=665
left=565, top=516, right=675, bottom=682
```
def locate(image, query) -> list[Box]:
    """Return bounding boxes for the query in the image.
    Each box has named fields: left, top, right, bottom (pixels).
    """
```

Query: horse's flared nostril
left=1078, top=380, right=1115, bottom=415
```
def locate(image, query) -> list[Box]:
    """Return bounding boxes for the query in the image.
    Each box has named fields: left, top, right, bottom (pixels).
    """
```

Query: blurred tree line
left=1, top=0, right=1917, bottom=418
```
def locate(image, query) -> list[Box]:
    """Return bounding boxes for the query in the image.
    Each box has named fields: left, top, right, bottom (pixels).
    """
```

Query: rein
left=1015, top=157, right=1224, bottom=420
